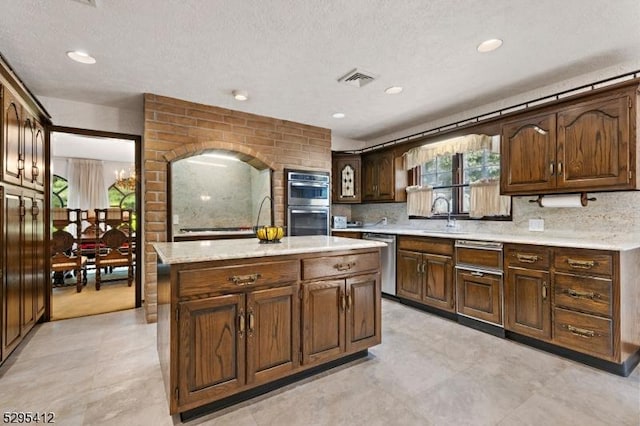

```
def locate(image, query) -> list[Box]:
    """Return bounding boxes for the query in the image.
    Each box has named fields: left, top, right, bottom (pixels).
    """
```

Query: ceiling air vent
left=338, top=68, right=378, bottom=88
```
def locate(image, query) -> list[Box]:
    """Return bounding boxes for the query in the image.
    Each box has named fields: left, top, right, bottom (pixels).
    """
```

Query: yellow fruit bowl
left=255, top=226, right=285, bottom=243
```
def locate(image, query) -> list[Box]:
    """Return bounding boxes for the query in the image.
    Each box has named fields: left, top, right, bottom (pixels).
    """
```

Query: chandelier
left=114, top=167, right=136, bottom=192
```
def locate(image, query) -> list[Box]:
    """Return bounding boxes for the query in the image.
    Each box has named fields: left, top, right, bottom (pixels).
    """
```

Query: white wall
left=39, top=96, right=144, bottom=136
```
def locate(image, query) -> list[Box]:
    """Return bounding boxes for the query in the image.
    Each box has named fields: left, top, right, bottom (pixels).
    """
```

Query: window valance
left=403, top=134, right=499, bottom=170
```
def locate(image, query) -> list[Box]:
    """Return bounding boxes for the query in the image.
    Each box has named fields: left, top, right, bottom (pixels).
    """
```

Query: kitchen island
left=154, top=236, right=385, bottom=417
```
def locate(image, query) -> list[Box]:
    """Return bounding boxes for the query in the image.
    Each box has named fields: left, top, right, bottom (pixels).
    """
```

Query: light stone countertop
left=153, top=235, right=387, bottom=264
left=333, top=227, right=640, bottom=251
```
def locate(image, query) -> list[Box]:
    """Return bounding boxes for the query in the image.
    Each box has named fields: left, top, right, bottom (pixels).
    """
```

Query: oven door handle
left=290, top=182, right=328, bottom=188
left=290, top=209, right=328, bottom=214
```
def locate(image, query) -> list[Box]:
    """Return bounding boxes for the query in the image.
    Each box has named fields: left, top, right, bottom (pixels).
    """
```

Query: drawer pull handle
left=564, top=324, right=595, bottom=338
left=335, top=262, right=356, bottom=271
left=565, top=289, right=597, bottom=300
left=549, top=162, right=554, bottom=176
left=516, top=254, right=538, bottom=263
left=542, top=282, right=547, bottom=300
left=248, top=309, right=255, bottom=335
left=229, top=273, right=261, bottom=285
left=567, top=258, right=595, bottom=269
left=340, top=291, right=346, bottom=311
left=470, top=271, right=484, bottom=277
left=346, top=292, right=352, bottom=310
left=238, top=309, right=245, bottom=338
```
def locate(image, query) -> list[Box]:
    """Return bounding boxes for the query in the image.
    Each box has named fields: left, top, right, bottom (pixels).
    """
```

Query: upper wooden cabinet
left=361, top=151, right=406, bottom=202
left=501, top=87, right=637, bottom=195
left=1, top=83, right=47, bottom=190
left=2, top=87, right=23, bottom=187
left=332, top=154, right=361, bottom=203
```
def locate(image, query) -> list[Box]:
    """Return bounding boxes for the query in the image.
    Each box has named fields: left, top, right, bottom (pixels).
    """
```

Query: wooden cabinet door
left=301, top=280, right=345, bottom=365
left=557, top=95, right=631, bottom=190
left=21, top=196, right=35, bottom=331
left=375, top=152, right=394, bottom=200
left=456, top=269, right=503, bottom=325
left=345, top=273, right=381, bottom=353
left=361, top=156, right=377, bottom=200
left=333, top=155, right=361, bottom=203
left=423, top=253, right=455, bottom=312
left=396, top=250, right=423, bottom=301
left=246, top=285, right=299, bottom=386
left=177, top=294, right=245, bottom=409
left=501, top=112, right=556, bottom=194
left=22, top=115, right=35, bottom=188
left=2, top=190, right=22, bottom=360
left=3, top=90, right=22, bottom=186
left=505, top=267, right=551, bottom=340
left=32, top=196, right=45, bottom=319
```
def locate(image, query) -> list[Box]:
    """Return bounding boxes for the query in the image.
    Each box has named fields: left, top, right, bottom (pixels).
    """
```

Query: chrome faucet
left=431, top=196, right=456, bottom=229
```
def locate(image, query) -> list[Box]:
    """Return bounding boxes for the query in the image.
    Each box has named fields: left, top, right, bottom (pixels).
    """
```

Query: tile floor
left=0, top=300, right=638, bottom=425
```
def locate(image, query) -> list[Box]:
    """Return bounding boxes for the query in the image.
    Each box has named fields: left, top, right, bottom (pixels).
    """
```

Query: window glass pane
left=52, top=175, right=68, bottom=207
left=461, top=186, right=471, bottom=213
left=463, top=149, right=500, bottom=183
left=420, top=155, right=453, bottom=188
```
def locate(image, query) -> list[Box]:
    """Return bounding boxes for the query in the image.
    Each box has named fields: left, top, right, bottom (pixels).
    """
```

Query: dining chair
left=94, top=208, right=135, bottom=290
left=50, top=208, right=88, bottom=292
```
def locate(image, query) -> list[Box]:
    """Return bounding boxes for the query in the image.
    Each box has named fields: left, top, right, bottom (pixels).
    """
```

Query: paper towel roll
left=539, top=194, right=584, bottom=208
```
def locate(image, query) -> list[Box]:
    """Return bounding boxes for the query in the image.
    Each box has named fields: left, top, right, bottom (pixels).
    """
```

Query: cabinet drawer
left=553, top=307, right=614, bottom=360
left=456, top=246, right=502, bottom=270
left=302, top=251, right=379, bottom=280
left=398, top=236, right=453, bottom=256
left=505, top=245, right=551, bottom=269
left=178, top=260, right=300, bottom=297
left=553, top=249, right=613, bottom=277
left=554, top=273, right=612, bottom=317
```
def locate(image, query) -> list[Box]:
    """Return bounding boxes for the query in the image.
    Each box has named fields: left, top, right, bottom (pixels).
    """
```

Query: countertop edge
left=332, top=227, right=640, bottom=251
left=152, top=236, right=386, bottom=264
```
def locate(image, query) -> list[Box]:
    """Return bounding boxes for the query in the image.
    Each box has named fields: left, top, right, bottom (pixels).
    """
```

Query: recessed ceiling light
left=66, top=50, right=96, bottom=64
left=232, top=90, right=249, bottom=101
left=332, top=112, right=346, bottom=119
left=384, top=86, right=403, bottom=95
left=477, top=39, right=503, bottom=53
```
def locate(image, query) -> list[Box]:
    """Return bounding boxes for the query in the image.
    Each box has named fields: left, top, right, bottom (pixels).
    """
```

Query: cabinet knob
left=542, top=282, right=547, bottom=300
left=549, top=162, right=555, bottom=176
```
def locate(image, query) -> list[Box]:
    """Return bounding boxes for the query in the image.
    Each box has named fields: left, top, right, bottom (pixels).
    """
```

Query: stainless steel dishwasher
left=363, top=233, right=397, bottom=296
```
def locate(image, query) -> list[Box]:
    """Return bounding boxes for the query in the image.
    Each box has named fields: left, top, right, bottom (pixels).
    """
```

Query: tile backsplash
left=341, top=191, right=640, bottom=236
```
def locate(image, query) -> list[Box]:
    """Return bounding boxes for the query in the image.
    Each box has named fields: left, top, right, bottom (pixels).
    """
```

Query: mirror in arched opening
left=170, top=150, right=273, bottom=238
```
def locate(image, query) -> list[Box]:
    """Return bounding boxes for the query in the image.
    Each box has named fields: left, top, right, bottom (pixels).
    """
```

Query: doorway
left=48, top=126, right=142, bottom=320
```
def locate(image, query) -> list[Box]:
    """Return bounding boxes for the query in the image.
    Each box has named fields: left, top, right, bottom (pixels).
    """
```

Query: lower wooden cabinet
left=456, top=269, right=502, bottom=325
left=504, top=244, right=552, bottom=340
left=505, top=267, right=551, bottom=340
left=159, top=248, right=382, bottom=415
left=302, top=273, right=381, bottom=366
left=396, top=237, right=455, bottom=313
left=177, top=286, right=300, bottom=408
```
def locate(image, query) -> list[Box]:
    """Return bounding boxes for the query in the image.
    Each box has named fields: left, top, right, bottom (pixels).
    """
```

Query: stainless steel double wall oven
left=286, top=169, right=330, bottom=236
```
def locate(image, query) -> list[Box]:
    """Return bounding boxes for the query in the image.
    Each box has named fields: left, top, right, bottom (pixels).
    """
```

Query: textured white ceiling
left=1, top=0, right=639, bottom=140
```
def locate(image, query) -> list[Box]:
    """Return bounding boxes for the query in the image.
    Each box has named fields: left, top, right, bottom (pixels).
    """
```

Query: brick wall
left=143, top=93, right=332, bottom=322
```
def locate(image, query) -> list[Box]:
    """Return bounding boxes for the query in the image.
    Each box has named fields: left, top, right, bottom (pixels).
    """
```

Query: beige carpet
left=51, top=269, right=136, bottom=321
